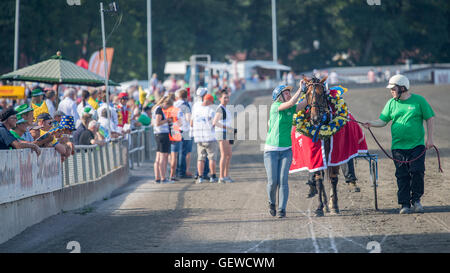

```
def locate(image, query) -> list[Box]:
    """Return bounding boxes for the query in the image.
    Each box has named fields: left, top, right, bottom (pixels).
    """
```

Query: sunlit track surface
left=1, top=85, right=449, bottom=253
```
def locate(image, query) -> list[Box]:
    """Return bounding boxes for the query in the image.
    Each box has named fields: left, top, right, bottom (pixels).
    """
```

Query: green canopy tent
left=0, top=51, right=119, bottom=88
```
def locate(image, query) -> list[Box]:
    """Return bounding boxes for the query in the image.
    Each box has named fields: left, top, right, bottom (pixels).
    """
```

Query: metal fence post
left=72, top=151, right=78, bottom=184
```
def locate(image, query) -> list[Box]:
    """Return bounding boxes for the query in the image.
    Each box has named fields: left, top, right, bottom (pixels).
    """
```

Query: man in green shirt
left=364, top=75, right=435, bottom=214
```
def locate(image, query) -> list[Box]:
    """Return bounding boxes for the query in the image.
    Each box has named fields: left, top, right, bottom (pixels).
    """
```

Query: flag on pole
left=88, top=48, right=114, bottom=78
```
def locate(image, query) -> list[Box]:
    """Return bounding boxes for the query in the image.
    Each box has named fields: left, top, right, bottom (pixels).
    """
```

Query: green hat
left=84, top=106, right=92, bottom=113
left=15, top=114, right=27, bottom=125
left=31, top=88, right=44, bottom=97
left=14, top=104, right=33, bottom=115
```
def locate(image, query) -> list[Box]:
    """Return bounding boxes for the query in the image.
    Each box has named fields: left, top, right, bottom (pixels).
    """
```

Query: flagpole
left=100, top=2, right=112, bottom=123
left=14, top=0, right=20, bottom=71
left=147, top=0, right=152, bottom=92
left=271, top=0, right=279, bottom=81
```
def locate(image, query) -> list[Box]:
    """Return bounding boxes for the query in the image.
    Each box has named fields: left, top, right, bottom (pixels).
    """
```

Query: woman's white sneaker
left=224, top=177, right=234, bottom=183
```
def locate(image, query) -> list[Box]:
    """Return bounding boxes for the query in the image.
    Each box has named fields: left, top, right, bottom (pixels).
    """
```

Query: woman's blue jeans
left=264, top=149, right=293, bottom=212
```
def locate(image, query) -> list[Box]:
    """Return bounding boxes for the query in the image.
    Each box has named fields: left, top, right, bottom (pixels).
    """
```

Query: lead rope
left=346, top=117, right=443, bottom=173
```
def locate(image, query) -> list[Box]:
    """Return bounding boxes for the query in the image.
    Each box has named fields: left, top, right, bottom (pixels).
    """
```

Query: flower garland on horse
left=289, top=85, right=368, bottom=173
left=293, top=86, right=349, bottom=140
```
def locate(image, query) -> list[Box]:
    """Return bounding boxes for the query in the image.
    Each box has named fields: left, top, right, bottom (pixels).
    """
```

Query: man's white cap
left=386, top=74, right=410, bottom=90
left=196, top=87, right=208, bottom=97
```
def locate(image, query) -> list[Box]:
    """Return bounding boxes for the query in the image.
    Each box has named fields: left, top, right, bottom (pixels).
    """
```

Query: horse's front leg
left=329, top=166, right=340, bottom=214
left=314, top=171, right=327, bottom=216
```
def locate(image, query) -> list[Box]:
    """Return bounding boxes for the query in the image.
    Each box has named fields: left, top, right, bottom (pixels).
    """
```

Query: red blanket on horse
left=290, top=113, right=368, bottom=173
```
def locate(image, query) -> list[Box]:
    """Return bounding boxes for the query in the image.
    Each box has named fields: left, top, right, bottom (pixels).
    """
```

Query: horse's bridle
left=305, top=79, right=332, bottom=142
left=306, top=80, right=330, bottom=119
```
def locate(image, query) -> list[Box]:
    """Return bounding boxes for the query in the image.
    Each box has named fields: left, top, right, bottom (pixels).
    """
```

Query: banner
left=88, top=48, right=114, bottom=78
left=0, top=149, right=62, bottom=204
left=0, top=86, right=26, bottom=99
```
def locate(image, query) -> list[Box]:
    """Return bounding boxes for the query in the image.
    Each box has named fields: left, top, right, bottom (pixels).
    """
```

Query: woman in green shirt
left=264, top=83, right=307, bottom=218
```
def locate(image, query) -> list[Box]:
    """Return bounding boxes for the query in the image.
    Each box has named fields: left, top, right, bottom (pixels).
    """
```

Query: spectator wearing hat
left=14, top=104, right=35, bottom=142
left=36, top=113, right=65, bottom=153
left=116, top=92, right=132, bottom=131
left=0, top=108, right=40, bottom=155
left=29, top=123, right=43, bottom=141
left=31, top=88, right=49, bottom=121
left=59, top=115, right=76, bottom=155
left=192, top=87, right=211, bottom=179
left=264, top=82, right=307, bottom=218
left=58, top=88, right=80, bottom=125
left=10, top=115, right=31, bottom=141
left=191, top=93, right=218, bottom=183
left=37, top=113, right=54, bottom=133
left=364, top=74, right=435, bottom=214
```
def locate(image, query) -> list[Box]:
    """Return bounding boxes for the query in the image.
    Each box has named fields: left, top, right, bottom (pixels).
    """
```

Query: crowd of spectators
left=0, top=82, right=158, bottom=161
left=151, top=85, right=236, bottom=184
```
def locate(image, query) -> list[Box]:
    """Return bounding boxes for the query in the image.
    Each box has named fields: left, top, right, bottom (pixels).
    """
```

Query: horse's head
left=304, top=76, right=329, bottom=126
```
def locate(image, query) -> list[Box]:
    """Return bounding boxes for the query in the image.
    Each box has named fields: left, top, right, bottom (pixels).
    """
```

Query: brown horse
left=303, top=76, right=340, bottom=216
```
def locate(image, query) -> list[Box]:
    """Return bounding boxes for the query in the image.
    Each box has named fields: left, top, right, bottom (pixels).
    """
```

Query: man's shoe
left=269, top=204, right=276, bottom=217
left=278, top=210, right=286, bottom=218
left=218, top=178, right=226, bottom=184
left=399, top=206, right=411, bottom=214
left=412, top=201, right=424, bottom=213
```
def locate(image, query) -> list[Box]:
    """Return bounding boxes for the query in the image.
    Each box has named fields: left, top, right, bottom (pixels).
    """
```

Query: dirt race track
left=0, top=84, right=449, bottom=253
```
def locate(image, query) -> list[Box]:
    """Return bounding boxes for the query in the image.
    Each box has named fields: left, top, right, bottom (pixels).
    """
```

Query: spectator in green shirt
left=138, top=106, right=152, bottom=126
left=364, top=75, right=435, bottom=214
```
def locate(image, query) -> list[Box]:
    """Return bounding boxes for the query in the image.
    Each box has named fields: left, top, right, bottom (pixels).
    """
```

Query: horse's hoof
left=306, top=186, right=318, bottom=198
left=348, top=182, right=361, bottom=192
left=330, top=208, right=340, bottom=215
left=306, top=191, right=317, bottom=198
left=315, top=209, right=324, bottom=217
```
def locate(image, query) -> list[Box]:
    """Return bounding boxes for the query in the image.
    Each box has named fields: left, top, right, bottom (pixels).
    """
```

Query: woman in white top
left=151, top=96, right=173, bottom=183
left=213, top=90, right=235, bottom=183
